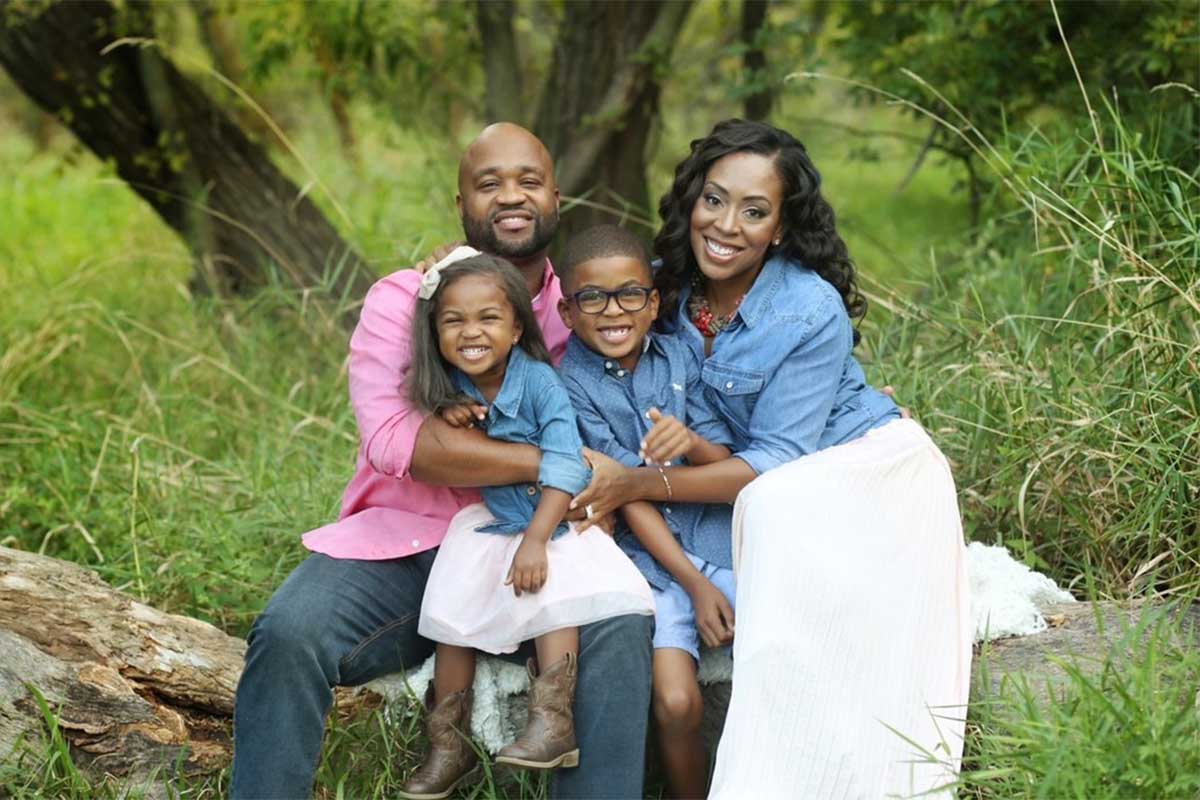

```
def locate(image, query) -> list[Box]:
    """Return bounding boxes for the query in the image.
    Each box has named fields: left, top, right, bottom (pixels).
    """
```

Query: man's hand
left=880, top=386, right=913, bottom=420
left=439, top=402, right=488, bottom=428
left=641, top=407, right=692, bottom=465
left=413, top=241, right=466, bottom=274
left=572, top=448, right=635, bottom=524
left=506, top=538, right=549, bottom=596
left=688, top=577, right=735, bottom=647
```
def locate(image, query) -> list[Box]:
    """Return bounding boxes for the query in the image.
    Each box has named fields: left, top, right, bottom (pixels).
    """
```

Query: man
left=230, top=123, right=654, bottom=799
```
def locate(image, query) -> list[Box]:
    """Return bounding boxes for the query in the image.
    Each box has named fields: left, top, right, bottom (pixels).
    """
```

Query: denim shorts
left=651, top=551, right=737, bottom=660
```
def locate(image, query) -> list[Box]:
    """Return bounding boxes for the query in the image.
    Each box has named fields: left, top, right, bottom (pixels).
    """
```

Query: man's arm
left=410, top=418, right=541, bottom=487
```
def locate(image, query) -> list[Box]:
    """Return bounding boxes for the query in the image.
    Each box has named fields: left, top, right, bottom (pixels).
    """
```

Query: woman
left=573, top=119, right=972, bottom=797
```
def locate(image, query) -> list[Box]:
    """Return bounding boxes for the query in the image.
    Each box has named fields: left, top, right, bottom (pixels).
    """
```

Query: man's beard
left=462, top=207, right=559, bottom=260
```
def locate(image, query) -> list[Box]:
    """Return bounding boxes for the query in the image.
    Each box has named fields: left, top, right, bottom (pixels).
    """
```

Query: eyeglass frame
left=567, top=285, right=656, bottom=315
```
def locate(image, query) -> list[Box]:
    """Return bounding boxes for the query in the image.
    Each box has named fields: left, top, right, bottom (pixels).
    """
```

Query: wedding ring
left=585, top=504, right=595, bottom=518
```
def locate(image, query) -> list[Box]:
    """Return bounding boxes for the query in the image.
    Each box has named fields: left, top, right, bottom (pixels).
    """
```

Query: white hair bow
left=418, top=245, right=482, bottom=300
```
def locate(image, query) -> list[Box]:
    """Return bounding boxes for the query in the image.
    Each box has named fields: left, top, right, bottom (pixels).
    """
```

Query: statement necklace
left=687, top=275, right=744, bottom=338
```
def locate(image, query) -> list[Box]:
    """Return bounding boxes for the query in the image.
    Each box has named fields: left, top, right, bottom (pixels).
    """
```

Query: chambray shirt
left=559, top=333, right=735, bottom=589
left=452, top=346, right=591, bottom=538
left=669, top=254, right=900, bottom=472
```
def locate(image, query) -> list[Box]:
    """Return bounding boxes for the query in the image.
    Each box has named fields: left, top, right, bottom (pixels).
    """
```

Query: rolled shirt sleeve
left=533, top=378, right=593, bottom=495
left=734, top=296, right=850, bottom=475
left=348, top=273, right=429, bottom=480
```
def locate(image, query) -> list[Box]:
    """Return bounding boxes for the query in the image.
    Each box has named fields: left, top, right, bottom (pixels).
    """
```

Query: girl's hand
left=506, top=538, right=549, bottom=596
left=640, top=407, right=692, bottom=465
left=439, top=403, right=487, bottom=428
left=689, top=578, right=735, bottom=648
left=571, top=448, right=636, bottom=524
left=412, top=241, right=465, bottom=274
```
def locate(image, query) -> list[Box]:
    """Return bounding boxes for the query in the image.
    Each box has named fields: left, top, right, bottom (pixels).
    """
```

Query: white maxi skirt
left=419, top=503, right=654, bottom=655
left=709, top=419, right=972, bottom=799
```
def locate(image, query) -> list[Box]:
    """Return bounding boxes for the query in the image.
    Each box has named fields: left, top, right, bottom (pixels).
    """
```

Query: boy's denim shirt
left=669, top=254, right=901, bottom=472
left=559, top=332, right=735, bottom=589
left=451, top=347, right=591, bottom=538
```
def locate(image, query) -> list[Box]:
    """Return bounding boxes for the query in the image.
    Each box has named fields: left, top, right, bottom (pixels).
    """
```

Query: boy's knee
left=653, top=682, right=703, bottom=731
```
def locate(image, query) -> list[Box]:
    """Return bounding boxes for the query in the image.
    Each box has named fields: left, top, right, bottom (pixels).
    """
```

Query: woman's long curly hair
left=653, top=119, right=866, bottom=341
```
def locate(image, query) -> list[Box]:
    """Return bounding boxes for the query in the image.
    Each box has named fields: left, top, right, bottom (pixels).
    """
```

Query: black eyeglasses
left=569, top=286, right=654, bottom=315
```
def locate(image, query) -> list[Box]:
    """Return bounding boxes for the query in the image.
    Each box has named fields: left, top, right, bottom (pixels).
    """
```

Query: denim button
left=526, top=485, right=537, bottom=496
left=726, top=381, right=734, bottom=389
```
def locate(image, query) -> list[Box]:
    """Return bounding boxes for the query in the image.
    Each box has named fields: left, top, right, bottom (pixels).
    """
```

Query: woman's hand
left=438, top=403, right=487, bottom=428
left=688, top=578, right=735, bottom=647
left=571, top=448, right=638, bottom=524
left=412, top=240, right=466, bottom=274
left=640, top=407, right=692, bottom=465
left=506, top=538, right=549, bottom=596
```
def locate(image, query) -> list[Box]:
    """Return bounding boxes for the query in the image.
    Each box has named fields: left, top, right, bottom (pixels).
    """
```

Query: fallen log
left=1, top=545, right=1195, bottom=791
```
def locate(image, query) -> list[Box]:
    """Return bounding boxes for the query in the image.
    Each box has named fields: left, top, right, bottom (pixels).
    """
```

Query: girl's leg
left=652, top=648, right=707, bottom=799
left=433, top=643, right=476, bottom=700
left=534, top=625, right=579, bottom=669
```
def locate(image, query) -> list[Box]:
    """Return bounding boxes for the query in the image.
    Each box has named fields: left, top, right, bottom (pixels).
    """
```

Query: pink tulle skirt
left=419, top=503, right=654, bottom=654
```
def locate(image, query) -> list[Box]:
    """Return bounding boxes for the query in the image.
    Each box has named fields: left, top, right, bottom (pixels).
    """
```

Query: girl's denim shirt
left=452, top=347, right=592, bottom=537
left=673, top=255, right=900, bottom=475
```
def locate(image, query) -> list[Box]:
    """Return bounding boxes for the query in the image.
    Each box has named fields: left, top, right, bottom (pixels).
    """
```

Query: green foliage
left=232, top=0, right=481, bottom=131
left=836, top=0, right=1198, bottom=150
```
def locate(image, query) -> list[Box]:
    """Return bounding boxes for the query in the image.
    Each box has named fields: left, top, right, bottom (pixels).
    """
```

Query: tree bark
left=0, top=0, right=373, bottom=310
left=740, top=0, right=773, bottom=121
left=533, top=0, right=695, bottom=244
left=1, top=543, right=1195, bottom=786
left=475, top=0, right=524, bottom=124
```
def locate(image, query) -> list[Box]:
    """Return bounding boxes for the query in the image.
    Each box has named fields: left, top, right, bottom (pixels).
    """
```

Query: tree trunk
left=740, top=0, right=773, bottom=121
left=0, top=0, right=373, bottom=311
left=2, top=544, right=1195, bottom=787
left=475, top=0, right=524, bottom=124
left=532, top=0, right=695, bottom=244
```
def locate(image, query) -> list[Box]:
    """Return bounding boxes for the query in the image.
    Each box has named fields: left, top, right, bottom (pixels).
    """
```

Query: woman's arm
left=573, top=450, right=756, bottom=521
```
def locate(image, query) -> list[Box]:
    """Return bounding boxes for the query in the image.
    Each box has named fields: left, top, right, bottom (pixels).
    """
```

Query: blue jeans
left=230, top=551, right=653, bottom=799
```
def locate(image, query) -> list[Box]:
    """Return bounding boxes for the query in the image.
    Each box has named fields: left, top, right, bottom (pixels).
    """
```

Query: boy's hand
left=506, top=538, right=549, bottom=596
left=413, top=240, right=466, bottom=274
left=689, top=577, right=735, bottom=648
left=641, top=407, right=693, bottom=465
left=439, top=403, right=487, bottom=428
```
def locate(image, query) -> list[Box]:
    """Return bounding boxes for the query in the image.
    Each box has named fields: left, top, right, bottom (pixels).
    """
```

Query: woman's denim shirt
left=451, top=347, right=591, bottom=537
left=559, top=332, right=735, bottom=589
left=672, top=255, right=900, bottom=474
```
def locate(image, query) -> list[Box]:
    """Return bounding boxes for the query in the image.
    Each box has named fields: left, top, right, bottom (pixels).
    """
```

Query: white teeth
left=600, top=327, right=631, bottom=341
left=461, top=347, right=488, bottom=356
left=706, top=238, right=737, bottom=257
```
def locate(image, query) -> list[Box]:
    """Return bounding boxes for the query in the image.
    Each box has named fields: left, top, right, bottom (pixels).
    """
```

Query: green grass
left=1, top=60, right=1197, bottom=798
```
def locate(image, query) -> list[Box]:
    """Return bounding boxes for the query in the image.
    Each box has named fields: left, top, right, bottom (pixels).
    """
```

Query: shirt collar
left=453, top=346, right=531, bottom=418
left=530, top=258, right=556, bottom=307
left=677, top=255, right=785, bottom=331
left=566, top=332, right=659, bottom=379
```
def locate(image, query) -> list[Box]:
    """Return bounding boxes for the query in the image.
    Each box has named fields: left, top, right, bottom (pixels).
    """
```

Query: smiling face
left=457, top=124, right=560, bottom=265
left=436, top=273, right=522, bottom=392
left=558, top=255, right=659, bottom=371
left=689, top=151, right=785, bottom=296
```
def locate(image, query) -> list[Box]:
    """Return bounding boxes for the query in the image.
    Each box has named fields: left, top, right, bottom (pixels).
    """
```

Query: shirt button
left=604, top=360, right=613, bottom=368
left=725, top=381, right=734, bottom=389
left=411, top=539, right=420, bottom=548
left=526, top=485, right=537, bottom=496
left=617, top=369, right=626, bottom=377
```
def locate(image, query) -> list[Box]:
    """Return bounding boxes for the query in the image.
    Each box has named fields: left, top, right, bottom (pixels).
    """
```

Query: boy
left=556, top=224, right=738, bottom=799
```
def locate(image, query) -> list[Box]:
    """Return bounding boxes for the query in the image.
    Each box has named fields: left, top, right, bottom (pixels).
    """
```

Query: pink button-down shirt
left=302, top=260, right=571, bottom=560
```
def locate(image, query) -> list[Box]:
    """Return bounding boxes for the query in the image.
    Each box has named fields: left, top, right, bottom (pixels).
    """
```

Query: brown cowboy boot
left=495, top=652, right=580, bottom=770
left=397, top=687, right=479, bottom=800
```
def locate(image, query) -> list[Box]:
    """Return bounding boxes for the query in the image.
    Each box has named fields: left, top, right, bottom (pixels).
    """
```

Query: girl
left=573, top=120, right=972, bottom=797
left=398, top=249, right=653, bottom=800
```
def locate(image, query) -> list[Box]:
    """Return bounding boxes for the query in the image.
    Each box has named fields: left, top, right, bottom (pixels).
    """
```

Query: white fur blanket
left=365, top=543, right=1073, bottom=752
